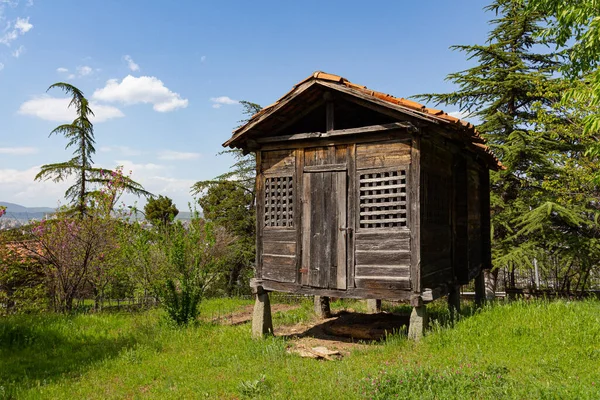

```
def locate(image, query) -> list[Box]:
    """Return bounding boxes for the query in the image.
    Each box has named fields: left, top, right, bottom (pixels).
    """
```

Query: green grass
left=1, top=298, right=599, bottom=399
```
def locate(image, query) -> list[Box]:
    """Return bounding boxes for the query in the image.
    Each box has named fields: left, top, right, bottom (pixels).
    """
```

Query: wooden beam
left=325, top=92, right=335, bottom=132
left=409, top=133, right=421, bottom=294
left=256, top=122, right=415, bottom=144
left=224, top=80, right=318, bottom=147
left=295, top=148, right=304, bottom=285
left=258, top=132, right=413, bottom=151
left=303, top=163, right=347, bottom=173
left=347, top=143, right=356, bottom=289
left=261, top=280, right=414, bottom=301
left=255, top=151, right=264, bottom=280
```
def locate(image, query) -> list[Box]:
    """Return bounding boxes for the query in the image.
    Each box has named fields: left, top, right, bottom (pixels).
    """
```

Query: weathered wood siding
left=419, top=138, right=453, bottom=288
left=354, top=140, right=412, bottom=290
left=301, top=170, right=347, bottom=289
left=467, top=160, right=483, bottom=280
left=452, top=154, right=469, bottom=284
left=259, top=149, right=298, bottom=283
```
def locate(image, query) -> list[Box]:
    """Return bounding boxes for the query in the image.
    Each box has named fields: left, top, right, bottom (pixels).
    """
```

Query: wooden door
left=301, top=171, right=347, bottom=289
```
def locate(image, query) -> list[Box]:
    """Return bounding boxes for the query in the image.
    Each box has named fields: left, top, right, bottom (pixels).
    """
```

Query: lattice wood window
left=359, top=169, right=407, bottom=229
left=264, top=176, right=294, bottom=228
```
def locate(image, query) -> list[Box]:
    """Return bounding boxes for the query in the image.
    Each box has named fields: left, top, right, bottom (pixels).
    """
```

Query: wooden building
left=223, top=72, right=503, bottom=339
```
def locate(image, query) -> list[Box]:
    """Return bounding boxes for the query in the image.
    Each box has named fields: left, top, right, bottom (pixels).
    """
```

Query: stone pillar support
left=408, top=296, right=428, bottom=341
left=314, top=296, right=332, bottom=318
left=366, top=299, right=382, bottom=314
left=250, top=280, right=273, bottom=339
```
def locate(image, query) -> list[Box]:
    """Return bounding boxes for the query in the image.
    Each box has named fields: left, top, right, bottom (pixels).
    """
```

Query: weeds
left=0, top=298, right=598, bottom=399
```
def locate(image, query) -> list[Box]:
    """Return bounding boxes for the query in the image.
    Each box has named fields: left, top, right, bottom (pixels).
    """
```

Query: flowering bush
left=0, top=206, right=6, bottom=218
left=24, top=215, right=121, bottom=312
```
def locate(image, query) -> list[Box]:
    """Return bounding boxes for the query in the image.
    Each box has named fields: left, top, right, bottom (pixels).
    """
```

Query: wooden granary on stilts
left=223, top=72, right=503, bottom=339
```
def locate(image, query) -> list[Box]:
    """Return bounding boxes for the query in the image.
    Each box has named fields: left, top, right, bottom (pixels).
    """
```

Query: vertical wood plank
left=347, top=144, right=356, bottom=289
left=326, top=101, right=335, bottom=132
left=301, top=173, right=311, bottom=286
left=410, top=134, right=421, bottom=294
left=328, top=171, right=337, bottom=289
left=452, top=155, right=469, bottom=283
left=336, top=171, right=347, bottom=289
left=319, top=172, right=333, bottom=288
left=480, top=168, right=492, bottom=270
left=295, top=149, right=304, bottom=284
left=256, top=151, right=264, bottom=279
left=309, top=173, right=324, bottom=287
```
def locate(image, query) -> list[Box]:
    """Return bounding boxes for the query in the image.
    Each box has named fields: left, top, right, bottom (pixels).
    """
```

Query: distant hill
left=0, top=202, right=55, bottom=222
left=0, top=202, right=197, bottom=226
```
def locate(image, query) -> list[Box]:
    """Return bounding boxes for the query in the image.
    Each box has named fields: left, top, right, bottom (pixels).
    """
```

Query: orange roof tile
left=227, top=71, right=503, bottom=170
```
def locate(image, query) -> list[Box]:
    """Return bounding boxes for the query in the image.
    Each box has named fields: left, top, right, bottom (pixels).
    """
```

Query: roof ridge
left=228, top=71, right=503, bottom=170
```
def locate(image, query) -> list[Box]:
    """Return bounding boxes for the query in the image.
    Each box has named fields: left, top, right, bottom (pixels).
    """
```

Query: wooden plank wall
left=259, top=149, right=297, bottom=283
left=420, top=138, right=453, bottom=288
left=354, top=141, right=412, bottom=290
left=452, top=154, right=469, bottom=284
left=467, top=160, right=483, bottom=280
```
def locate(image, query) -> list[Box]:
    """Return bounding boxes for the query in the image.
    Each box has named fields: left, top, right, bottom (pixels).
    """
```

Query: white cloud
left=157, top=150, right=201, bottom=161
left=0, top=165, right=73, bottom=206
left=0, top=146, right=37, bottom=155
left=76, top=65, right=93, bottom=76
left=0, top=16, right=32, bottom=45
left=11, top=43, right=23, bottom=57
left=200, top=55, right=206, bottom=63
left=115, top=160, right=165, bottom=173
left=0, top=161, right=196, bottom=209
left=113, top=160, right=196, bottom=207
left=210, top=96, right=238, bottom=109
left=14, top=16, right=31, bottom=32
left=123, top=55, right=139, bottom=71
left=55, top=65, right=96, bottom=79
left=99, top=145, right=142, bottom=156
left=447, top=110, right=471, bottom=120
left=0, top=62, right=4, bottom=71
left=93, top=75, right=188, bottom=112
left=18, top=96, right=125, bottom=123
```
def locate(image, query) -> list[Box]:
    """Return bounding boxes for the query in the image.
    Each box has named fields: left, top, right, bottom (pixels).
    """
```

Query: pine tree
left=35, top=83, right=150, bottom=217
left=415, top=0, right=564, bottom=292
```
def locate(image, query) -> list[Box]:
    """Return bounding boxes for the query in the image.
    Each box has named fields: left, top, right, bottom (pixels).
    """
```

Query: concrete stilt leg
left=366, top=299, right=382, bottom=314
left=251, top=286, right=273, bottom=339
left=408, top=304, right=428, bottom=341
left=314, top=296, right=331, bottom=318
left=448, top=285, right=461, bottom=323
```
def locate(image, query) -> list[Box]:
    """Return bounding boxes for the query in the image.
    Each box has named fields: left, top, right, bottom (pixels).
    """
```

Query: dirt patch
left=208, top=303, right=409, bottom=357
left=277, top=311, right=410, bottom=356
left=209, top=303, right=300, bottom=326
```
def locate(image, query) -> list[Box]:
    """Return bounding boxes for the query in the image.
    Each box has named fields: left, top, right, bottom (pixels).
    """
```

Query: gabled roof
left=225, top=71, right=503, bottom=170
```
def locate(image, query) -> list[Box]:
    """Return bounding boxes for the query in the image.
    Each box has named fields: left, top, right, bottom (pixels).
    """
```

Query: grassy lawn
left=1, top=298, right=599, bottom=399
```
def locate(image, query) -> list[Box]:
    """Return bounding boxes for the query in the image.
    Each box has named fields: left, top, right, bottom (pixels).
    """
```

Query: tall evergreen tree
left=415, top=0, right=564, bottom=292
left=528, top=0, right=600, bottom=138
left=35, top=83, right=150, bottom=217
left=192, top=100, right=262, bottom=294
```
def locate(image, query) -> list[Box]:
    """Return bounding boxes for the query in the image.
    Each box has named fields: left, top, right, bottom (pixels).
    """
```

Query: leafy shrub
left=157, top=220, right=232, bottom=325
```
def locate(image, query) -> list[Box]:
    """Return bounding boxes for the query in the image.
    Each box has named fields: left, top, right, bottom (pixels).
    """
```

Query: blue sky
left=0, top=0, right=491, bottom=209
